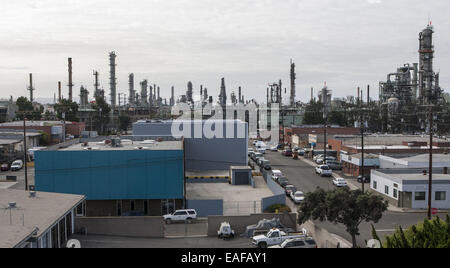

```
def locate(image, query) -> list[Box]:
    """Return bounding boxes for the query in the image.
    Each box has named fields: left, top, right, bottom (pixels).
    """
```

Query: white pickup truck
left=252, top=228, right=308, bottom=248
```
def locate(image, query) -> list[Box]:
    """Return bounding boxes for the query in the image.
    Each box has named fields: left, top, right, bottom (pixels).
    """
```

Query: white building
left=371, top=169, right=450, bottom=209
left=379, top=154, right=450, bottom=169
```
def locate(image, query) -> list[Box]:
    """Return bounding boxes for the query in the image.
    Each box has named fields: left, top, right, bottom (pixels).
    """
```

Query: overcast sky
left=1, top=0, right=449, bottom=104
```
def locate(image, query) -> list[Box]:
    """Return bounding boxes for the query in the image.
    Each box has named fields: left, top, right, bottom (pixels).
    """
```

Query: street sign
left=432, top=208, right=438, bottom=215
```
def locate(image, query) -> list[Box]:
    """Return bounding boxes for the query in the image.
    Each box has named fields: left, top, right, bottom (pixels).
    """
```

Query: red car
left=1, top=163, right=10, bottom=172
left=282, top=149, right=293, bottom=157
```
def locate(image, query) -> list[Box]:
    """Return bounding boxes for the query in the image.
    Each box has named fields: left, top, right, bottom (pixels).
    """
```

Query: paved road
left=262, top=150, right=449, bottom=247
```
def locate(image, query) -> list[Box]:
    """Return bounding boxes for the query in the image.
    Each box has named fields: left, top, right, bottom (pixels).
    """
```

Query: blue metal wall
left=35, top=150, right=184, bottom=200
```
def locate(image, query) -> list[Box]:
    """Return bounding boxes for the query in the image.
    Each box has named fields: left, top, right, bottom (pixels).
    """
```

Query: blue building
left=35, top=140, right=185, bottom=216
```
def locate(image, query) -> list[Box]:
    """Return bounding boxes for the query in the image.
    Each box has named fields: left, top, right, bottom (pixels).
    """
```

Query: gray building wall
left=75, top=216, right=164, bottom=238
left=133, top=120, right=248, bottom=171
left=187, top=199, right=223, bottom=217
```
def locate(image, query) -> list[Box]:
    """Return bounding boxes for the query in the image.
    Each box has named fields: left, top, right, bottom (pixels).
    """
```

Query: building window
left=76, top=202, right=85, bottom=217
left=436, top=192, right=447, bottom=201
left=385, top=186, right=389, bottom=195
left=393, top=189, right=398, bottom=199
left=415, top=192, right=426, bottom=201
left=373, top=181, right=377, bottom=189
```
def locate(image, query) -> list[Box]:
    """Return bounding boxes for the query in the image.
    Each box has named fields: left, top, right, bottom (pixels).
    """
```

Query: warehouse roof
left=336, top=134, right=449, bottom=146
left=0, top=189, right=84, bottom=240
left=59, top=140, right=183, bottom=151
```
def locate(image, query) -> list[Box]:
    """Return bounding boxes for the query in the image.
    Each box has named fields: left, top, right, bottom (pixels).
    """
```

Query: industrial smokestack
left=68, top=58, right=73, bottom=102
left=58, top=81, right=62, bottom=102
left=171, top=86, right=175, bottom=106
left=238, top=87, right=242, bottom=103
left=367, top=85, right=370, bottom=104
left=93, top=70, right=100, bottom=97
left=109, top=52, right=117, bottom=107
left=290, top=60, right=296, bottom=107
left=311, top=87, right=313, bottom=102
left=128, top=74, right=134, bottom=105
left=28, top=73, right=34, bottom=103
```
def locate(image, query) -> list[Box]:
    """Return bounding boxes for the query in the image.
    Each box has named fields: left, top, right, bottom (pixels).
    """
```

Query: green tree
left=91, top=96, right=111, bottom=135
left=118, top=115, right=131, bottom=132
left=298, top=187, right=388, bottom=248
left=38, top=131, right=50, bottom=146
left=54, top=99, right=79, bottom=122
left=16, top=96, right=33, bottom=112
left=302, top=100, right=324, bottom=125
left=375, top=216, right=450, bottom=248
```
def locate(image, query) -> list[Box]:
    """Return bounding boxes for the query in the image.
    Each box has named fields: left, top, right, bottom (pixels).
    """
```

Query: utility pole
left=23, top=114, right=28, bottom=191
left=360, top=109, right=365, bottom=192
left=428, top=105, right=433, bottom=220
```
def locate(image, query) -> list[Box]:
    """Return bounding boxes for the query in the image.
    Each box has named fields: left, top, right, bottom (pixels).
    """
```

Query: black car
left=357, top=175, right=370, bottom=183
left=327, top=161, right=343, bottom=170
left=278, top=176, right=289, bottom=188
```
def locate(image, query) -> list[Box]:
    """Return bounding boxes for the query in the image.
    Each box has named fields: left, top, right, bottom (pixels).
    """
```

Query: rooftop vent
left=84, top=147, right=100, bottom=151
left=8, top=202, right=16, bottom=209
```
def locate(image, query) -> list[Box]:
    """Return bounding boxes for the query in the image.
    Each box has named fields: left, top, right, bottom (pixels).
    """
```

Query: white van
left=11, top=160, right=24, bottom=171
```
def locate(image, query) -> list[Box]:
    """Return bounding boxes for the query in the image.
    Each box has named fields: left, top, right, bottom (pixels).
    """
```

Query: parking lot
left=0, top=166, right=34, bottom=190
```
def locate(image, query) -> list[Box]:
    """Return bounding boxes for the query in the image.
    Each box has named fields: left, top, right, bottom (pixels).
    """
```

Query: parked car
left=277, top=176, right=289, bottom=188
left=256, top=147, right=266, bottom=154
left=285, top=185, right=297, bottom=196
left=1, top=163, right=9, bottom=172
left=272, top=170, right=283, bottom=181
left=257, top=157, right=266, bottom=166
left=315, top=165, right=332, bottom=177
left=357, top=175, right=371, bottom=183
left=270, top=145, right=278, bottom=152
left=252, top=152, right=263, bottom=162
left=316, top=156, right=336, bottom=165
left=333, top=178, right=348, bottom=187
left=269, top=237, right=318, bottom=248
left=282, top=149, right=293, bottom=157
left=297, top=149, right=306, bottom=156
left=276, top=144, right=285, bottom=150
left=252, top=228, right=308, bottom=248
left=290, top=191, right=305, bottom=204
left=248, top=148, right=254, bottom=156
left=313, top=154, right=324, bottom=162
left=163, top=209, right=197, bottom=224
left=11, top=160, right=24, bottom=171
left=262, top=160, right=272, bottom=170
left=327, top=161, right=343, bottom=170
